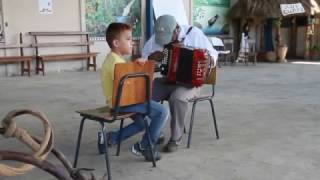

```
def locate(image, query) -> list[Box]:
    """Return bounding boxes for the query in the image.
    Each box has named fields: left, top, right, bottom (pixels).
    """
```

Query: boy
left=101, top=22, right=169, bottom=161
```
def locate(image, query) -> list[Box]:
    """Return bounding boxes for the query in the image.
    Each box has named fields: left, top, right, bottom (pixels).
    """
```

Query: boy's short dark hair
left=105, top=22, right=132, bottom=48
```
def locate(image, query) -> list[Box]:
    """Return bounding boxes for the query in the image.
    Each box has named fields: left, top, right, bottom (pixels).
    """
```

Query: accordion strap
left=180, top=27, right=193, bottom=43
left=205, top=55, right=216, bottom=85
left=186, top=27, right=193, bottom=35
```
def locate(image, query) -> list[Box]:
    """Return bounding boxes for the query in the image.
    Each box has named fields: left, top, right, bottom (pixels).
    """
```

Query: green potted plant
left=309, top=45, right=320, bottom=60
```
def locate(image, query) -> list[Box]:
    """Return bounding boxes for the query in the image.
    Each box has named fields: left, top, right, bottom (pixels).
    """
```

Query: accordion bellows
left=160, top=44, right=209, bottom=87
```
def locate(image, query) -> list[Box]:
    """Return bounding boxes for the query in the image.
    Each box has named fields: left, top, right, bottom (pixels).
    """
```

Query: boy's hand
left=133, top=58, right=146, bottom=66
left=148, top=51, right=164, bottom=62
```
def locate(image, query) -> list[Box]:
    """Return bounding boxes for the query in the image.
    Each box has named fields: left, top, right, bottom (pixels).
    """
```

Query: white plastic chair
left=210, top=37, right=230, bottom=67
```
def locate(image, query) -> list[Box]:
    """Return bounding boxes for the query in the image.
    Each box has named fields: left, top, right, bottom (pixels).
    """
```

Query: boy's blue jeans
left=110, top=100, right=168, bottom=149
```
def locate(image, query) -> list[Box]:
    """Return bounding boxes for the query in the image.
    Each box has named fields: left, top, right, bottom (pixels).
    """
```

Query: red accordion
left=160, top=44, right=210, bottom=87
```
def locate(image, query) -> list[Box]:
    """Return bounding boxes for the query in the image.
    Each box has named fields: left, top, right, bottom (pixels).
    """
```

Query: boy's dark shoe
left=131, top=142, right=144, bottom=156
left=156, top=132, right=165, bottom=145
left=97, top=132, right=113, bottom=154
left=106, top=132, right=113, bottom=146
left=163, top=137, right=182, bottom=153
left=131, top=142, right=161, bottom=161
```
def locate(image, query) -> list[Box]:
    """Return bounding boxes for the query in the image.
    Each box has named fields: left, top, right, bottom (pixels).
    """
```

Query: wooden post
left=305, top=26, right=311, bottom=60
left=304, top=15, right=315, bottom=60
left=275, top=18, right=282, bottom=61
left=289, top=17, right=297, bottom=58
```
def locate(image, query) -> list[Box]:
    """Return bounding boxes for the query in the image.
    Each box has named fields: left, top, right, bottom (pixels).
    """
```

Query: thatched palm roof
left=228, top=0, right=320, bottom=19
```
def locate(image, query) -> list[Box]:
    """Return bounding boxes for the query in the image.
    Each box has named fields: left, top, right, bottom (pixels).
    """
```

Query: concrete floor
left=1, top=62, right=320, bottom=180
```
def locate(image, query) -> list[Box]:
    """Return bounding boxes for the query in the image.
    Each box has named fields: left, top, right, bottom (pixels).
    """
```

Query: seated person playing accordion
left=142, top=15, right=218, bottom=152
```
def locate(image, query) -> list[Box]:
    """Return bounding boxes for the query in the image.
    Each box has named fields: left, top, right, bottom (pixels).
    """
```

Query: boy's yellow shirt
left=100, top=52, right=126, bottom=108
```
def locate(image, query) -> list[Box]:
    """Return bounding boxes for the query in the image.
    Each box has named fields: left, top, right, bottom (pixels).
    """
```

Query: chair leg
left=187, top=102, right=197, bottom=148
left=224, top=55, right=228, bottom=65
left=21, top=61, right=25, bottom=76
left=245, top=54, right=248, bottom=66
left=209, top=99, right=219, bottom=139
left=41, top=60, right=45, bottom=76
left=143, top=118, right=156, bottom=167
left=73, top=117, right=86, bottom=168
left=27, top=61, right=31, bottom=77
left=86, top=58, right=90, bottom=71
left=36, top=59, right=39, bottom=75
left=218, top=59, right=221, bottom=68
left=93, top=56, right=97, bottom=71
left=230, top=54, right=235, bottom=66
left=100, top=122, right=112, bottom=180
left=116, top=119, right=124, bottom=156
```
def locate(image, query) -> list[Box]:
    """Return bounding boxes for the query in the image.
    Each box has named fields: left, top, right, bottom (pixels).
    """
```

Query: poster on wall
left=85, top=0, right=141, bottom=40
left=193, top=0, right=230, bottom=35
left=39, top=0, right=53, bottom=14
left=153, top=0, right=189, bottom=25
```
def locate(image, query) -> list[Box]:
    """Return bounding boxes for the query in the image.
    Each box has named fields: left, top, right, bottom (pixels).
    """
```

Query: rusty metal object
left=0, top=109, right=53, bottom=176
left=0, top=150, right=73, bottom=180
left=0, top=109, right=102, bottom=180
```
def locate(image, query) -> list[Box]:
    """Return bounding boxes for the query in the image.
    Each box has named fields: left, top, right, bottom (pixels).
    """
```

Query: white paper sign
left=39, top=0, right=53, bottom=14
left=153, top=0, right=189, bottom=25
left=280, top=3, right=305, bottom=16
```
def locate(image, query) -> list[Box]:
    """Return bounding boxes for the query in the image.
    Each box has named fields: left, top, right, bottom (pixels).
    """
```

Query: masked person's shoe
left=156, top=132, right=166, bottom=145
left=163, top=137, right=182, bottom=153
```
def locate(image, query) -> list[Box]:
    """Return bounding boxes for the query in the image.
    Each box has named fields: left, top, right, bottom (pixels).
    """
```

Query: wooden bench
left=0, top=33, right=33, bottom=76
left=29, top=31, right=98, bottom=75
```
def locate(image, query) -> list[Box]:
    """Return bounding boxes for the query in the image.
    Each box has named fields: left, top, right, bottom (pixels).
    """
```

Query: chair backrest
left=223, top=38, right=234, bottom=53
left=113, top=61, right=155, bottom=107
left=205, top=66, right=217, bottom=85
left=210, top=37, right=224, bottom=47
left=248, top=39, right=256, bottom=53
left=210, top=36, right=224, bottom=50
left=204, top=66, right=217, bottom=97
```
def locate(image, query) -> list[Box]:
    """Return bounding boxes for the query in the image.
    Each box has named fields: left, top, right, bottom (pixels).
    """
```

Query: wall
left=0, top=0, right=237, bottom=76
left=1, top=0, right=87, bottom=76
left=1, top=0, right=147, bottom=76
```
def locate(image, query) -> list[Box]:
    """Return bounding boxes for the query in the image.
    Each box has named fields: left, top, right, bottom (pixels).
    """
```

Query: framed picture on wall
left=85, top=0, right=141, bottom=40
left=192, top=0, right=230, bottom=35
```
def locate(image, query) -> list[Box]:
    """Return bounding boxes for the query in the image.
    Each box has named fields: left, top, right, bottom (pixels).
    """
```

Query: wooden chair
left=73, top=61, right=155, bottom=180
left=186, top=67, right=219, bottom=148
